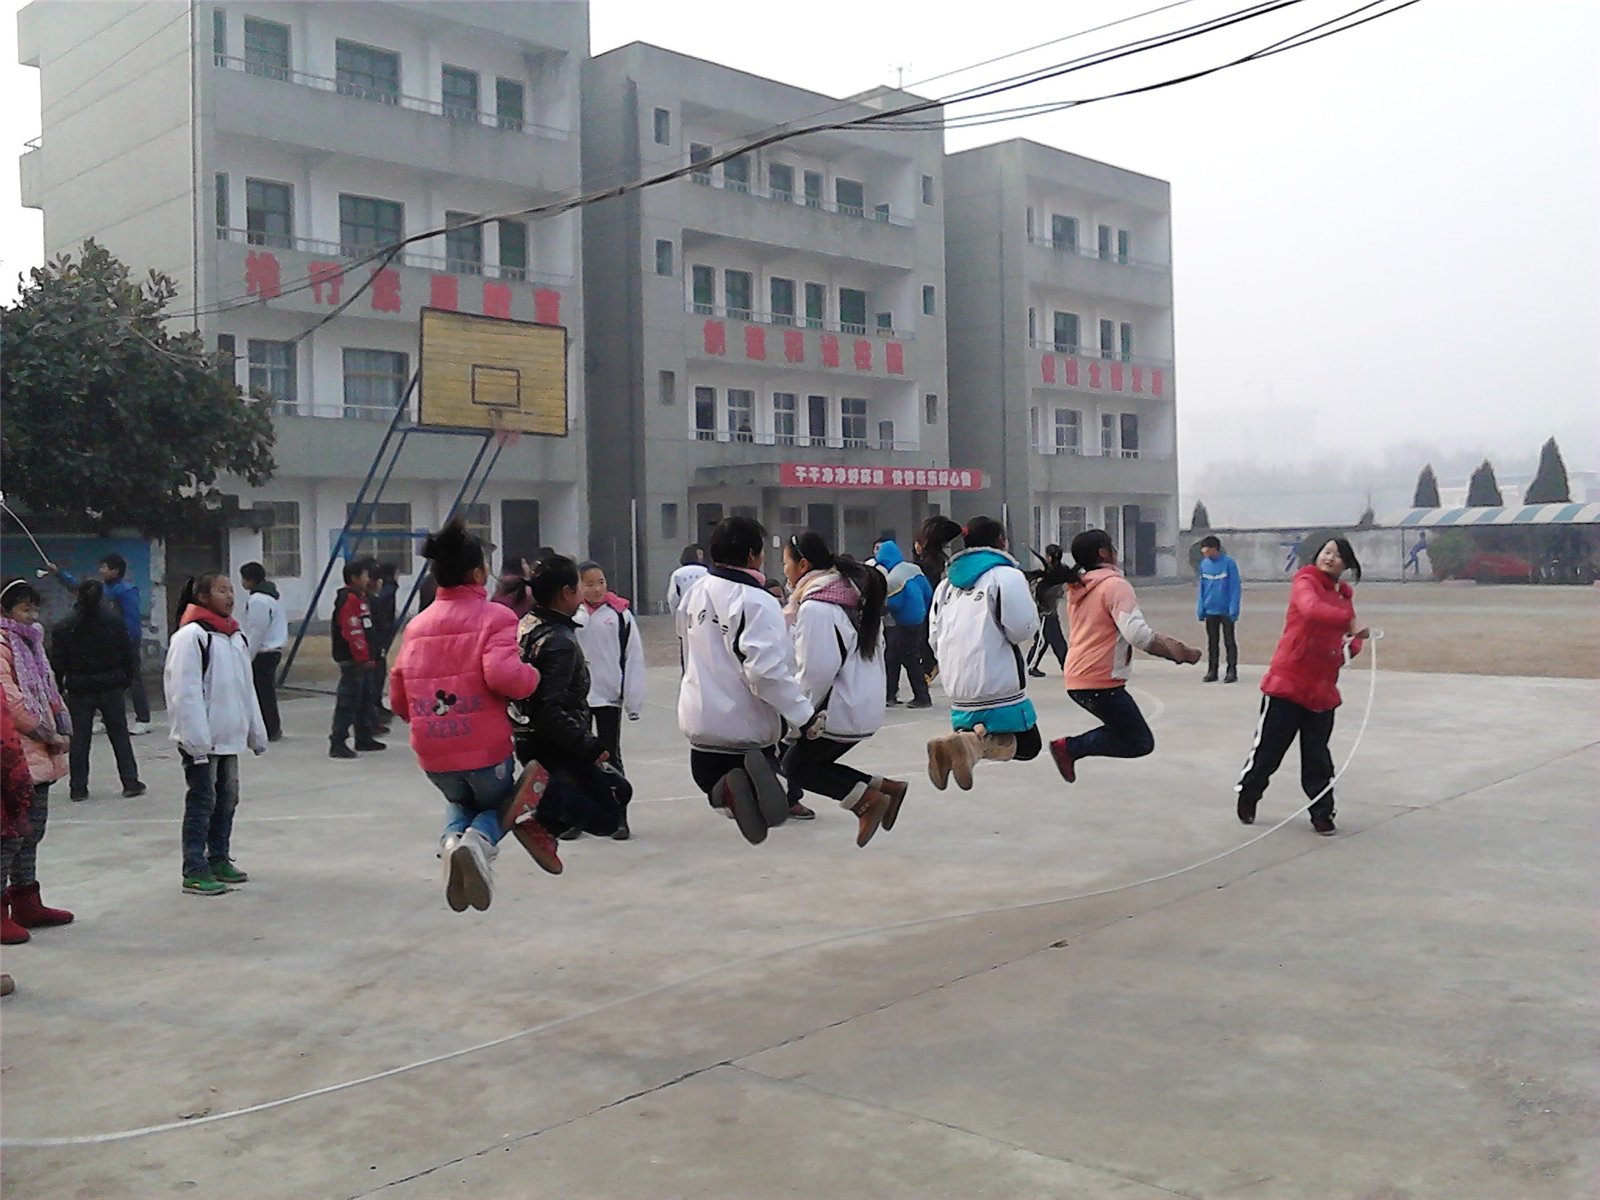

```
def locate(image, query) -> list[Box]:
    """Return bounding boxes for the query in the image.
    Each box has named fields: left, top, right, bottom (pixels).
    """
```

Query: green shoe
left=210, top=859, right=249, bottom=885
left=183, top=875, right=229, bottom=896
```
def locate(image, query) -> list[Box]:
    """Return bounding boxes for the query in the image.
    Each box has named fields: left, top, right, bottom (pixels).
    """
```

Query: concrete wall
left=1181, top=528, right=1425, bottom=582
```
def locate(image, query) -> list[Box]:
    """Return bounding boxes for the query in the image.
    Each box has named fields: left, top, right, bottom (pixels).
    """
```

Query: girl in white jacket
left=164, top=574, right=268, bottom=895
left=926, top=516, right=1042, bottom=791
left=676, top=517, right=815, bottom=845
left=781, top=532, right=906, bottom=848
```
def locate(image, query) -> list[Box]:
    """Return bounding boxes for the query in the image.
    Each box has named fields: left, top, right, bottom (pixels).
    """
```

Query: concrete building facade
left=944, top=140, right=1179, bottom=575
left=581, top=44, right=964, bottom=607
left=18, top=0, right=589, bottom=620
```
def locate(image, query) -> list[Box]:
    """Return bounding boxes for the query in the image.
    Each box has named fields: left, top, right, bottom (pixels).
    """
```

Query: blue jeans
left=1064, top=686, right=1155, bottom=761
left=427, top=756, right=517, bottom=844
left=181, top=752, right=240, bottom=878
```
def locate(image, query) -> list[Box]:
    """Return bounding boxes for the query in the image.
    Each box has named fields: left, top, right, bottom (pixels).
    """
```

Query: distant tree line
left=1412, top=437, right=1570, bottom=508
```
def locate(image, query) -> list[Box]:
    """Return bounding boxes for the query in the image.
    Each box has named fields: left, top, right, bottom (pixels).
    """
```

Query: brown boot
left=850, top=788, right=891, bottom=848
left=946, top=732, right=985, bottom=790
left=878, top=778, right=909, bottom=832
left=976, top=731, right=1018, bottom=766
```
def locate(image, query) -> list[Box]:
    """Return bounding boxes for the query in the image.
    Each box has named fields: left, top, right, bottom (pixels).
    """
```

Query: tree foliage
left=1189, top=500, right=1211, bottom=530
left=1412, top=464, right=1440, bottom=508
left=1466, top=459, right=1503, bottom=507
left=1, top=241, right=275, bottom=536
left=1524, top=437, right=1571, bottom=505
left=1426, top=529, right=1476, bottom=579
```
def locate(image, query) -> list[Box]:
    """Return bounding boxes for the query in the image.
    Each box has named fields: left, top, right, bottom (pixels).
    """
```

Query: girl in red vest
left=1235, top=536, right=1369, bottom=835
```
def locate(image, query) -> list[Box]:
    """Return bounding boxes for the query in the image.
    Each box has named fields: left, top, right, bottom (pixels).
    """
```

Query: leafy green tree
left=1189, top=500, right=1211, bottom=530
left=1524, top=437, right=1571, bottom=504
left=1466, top=460, right=1503, bottom=507
left=1412, top=464, right=1440, bottom=508
left=1, top=241, right=275, bottom=535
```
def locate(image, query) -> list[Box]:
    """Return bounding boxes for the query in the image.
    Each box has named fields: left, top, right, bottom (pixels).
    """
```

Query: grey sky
left=4, top=0, right=1596, bottom=499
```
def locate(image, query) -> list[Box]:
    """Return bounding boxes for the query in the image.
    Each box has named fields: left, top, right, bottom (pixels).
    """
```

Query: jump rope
left=2, top=629, right=1384, bottom=1149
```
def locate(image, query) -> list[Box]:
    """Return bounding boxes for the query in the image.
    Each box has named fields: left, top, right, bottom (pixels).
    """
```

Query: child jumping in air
left=1048, top=530, right=1201, bottom=784
left=677, top=516, right=816, bottom=845
left=389, top=519, right=545, bottom=912
left=924, top=517, right=1042, bottom=791
left=781, top=531, right=906, bottom=847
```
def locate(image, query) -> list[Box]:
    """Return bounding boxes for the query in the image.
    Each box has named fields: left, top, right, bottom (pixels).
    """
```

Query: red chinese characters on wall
left=703, top=320, right=727, bottom=357
left=244, top=251, right=281, bottom=300
left=308, top=262, right=345, bottom=305
left=534, top=288, right=561, bottom=326
left=429, top=275, right=460, bottom=311
left=820, top=334, right=841, bottom=368
left=1040, top=355, right=1056, bottom=384
left=1151, top=369, right=1164, bottom=396
left=1037, top=353, right=1171, bottom=397
left=482, top=282, right=512, bottom=319
left=744, top=325, right=767, bottom=361
left=783, top=329, right=805, bottom=364
left=853, top=339, right=873, bottom=371
left=1109, top=363, right=1124, bottom=392
left=370, top=269, right=402, bottom=313
left=780, top=463, right=984, bottom=491
left=885, top=342, right=905, bottom=375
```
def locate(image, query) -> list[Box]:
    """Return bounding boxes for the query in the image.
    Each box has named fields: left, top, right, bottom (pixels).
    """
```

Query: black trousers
left=691, top=746, right=781, bottom=809
left=331, top=661, right=375, bottom=745
left=1205, top=616, right=1238, bottom=674
left=252, top=651, right=282, bottom=740
left=782, top=737, right=871, bottom=804
left=66, top=689, right=140, bottom=792
left=1235, top=694, right=1336, bottom=821
left=1028, top=612, right=1068, bottom=670
left=515, top=743, right=628, bottom=836
left=1064, top=686, right=1154, bottom=760
left=885, top=623, right=930, bottom=704
left=592, top=706, right=624, bottom=773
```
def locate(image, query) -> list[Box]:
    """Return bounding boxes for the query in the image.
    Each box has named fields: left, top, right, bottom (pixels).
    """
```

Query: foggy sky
left=4, top=0, right=1595, bottom=504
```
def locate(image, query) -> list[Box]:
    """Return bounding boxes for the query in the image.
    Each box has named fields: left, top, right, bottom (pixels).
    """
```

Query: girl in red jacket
left=1235, top=536, right=1369, bottom=835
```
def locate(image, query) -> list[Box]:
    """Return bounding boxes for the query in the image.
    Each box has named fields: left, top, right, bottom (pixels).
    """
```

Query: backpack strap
left=618, top=610, right=632, bottom=687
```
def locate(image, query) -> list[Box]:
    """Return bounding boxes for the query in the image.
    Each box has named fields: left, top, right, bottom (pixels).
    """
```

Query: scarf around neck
left=783, top=569, right=860, bottom=623
left=180, top=604, right=241, bottom=637
left=1, top=616, right=64, bottom=724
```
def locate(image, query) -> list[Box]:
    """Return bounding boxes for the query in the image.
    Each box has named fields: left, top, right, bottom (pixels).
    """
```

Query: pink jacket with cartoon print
left=389, top=583, right=539, bottom=773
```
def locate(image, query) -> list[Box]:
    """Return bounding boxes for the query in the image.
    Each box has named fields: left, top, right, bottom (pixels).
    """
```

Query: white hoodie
left=677, top=567, right=813, bottom=751
left=791, top=574, right=886, bottom=742
left=575, top=599, right=646, bottom=716
left=164, top=621, right=268, bottom=758
left=666, top=563, right=708, bottom=615
left=929, top=548, right=1040, bottom=712
left=240, top=588, right=288, bottom=657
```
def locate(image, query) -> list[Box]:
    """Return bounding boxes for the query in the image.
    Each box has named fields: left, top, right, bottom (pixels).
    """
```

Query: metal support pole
left=394, top=431, right=500, bottom=628
left=279, top=372, right=419, bottom=686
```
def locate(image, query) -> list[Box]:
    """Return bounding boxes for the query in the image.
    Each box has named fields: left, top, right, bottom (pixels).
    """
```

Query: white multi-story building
left=945, top=140, right=1179, bottom=575
left=581, top=44, right=959, bottom=604
left=18, top=0, right=588, bottom=616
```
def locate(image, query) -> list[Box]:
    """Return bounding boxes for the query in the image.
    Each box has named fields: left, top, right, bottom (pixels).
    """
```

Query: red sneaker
left=1048, top=738, right=1076, bottom=784
left=501, top=763, right=563, bottom=875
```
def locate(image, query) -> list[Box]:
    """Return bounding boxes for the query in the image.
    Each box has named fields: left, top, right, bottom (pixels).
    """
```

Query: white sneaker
left=129, top=721, right=154, bottom=736
left=441, top=834, right=468, bottom=912
left=455, top=828, right=496, bottom=912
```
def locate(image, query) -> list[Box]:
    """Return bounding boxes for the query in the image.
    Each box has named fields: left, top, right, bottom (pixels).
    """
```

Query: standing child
left=574, top=561, right=645, bottom=839
left=511, top=557, right=633, bottom=845
left=1235, top=537, right=1368, bottom=836
left=924, top=517, right=1041, bottom=791
left=677, top=517, right=815, bottom=845
left=389, top=520, right=545, bottom=912
left=873, top=539, right=933, bottom=709
left=0, top=580, right=74, bottom=937
left=781, top=532, right=905, bottom=846
left=238, top=562, right=288, bottom=741
left=50, top=579, right=145, bottom=799
left=45, top=553, right=151, bottom=733
left=1196, top=535, right=1242, bottom=683
left=329, top=560, right=384, bottom=759
left=368, top=561, right=399, bottom=726
left=1048, top=531, right=1200, bottom=785
left=164, top=573, right=268, bottom=896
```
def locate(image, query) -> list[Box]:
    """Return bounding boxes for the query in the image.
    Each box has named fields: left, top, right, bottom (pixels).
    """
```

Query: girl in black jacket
left=50, top=581, right=145, bottom=800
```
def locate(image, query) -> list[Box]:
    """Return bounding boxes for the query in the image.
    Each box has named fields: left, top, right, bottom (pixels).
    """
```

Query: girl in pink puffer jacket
left=390, top=521, right=540, bottom=912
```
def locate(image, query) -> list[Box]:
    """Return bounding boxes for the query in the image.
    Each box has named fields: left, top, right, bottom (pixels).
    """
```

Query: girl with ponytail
left=1048, top=530, right=1200, bottom=785
left=780, top=531, right=907, bottom=846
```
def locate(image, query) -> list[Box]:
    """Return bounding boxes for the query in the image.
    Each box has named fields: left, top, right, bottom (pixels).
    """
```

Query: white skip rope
left=3, top=635, right=1384, bottom=1149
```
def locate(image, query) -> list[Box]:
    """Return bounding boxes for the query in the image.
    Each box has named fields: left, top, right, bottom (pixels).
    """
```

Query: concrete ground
left=2, top=641, right=1597, bottom=1198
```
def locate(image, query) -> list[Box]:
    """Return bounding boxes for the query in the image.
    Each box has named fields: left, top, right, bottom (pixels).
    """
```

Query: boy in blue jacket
left=872, top=539, right=933, bottom=708
left=46, top=554, right=151, bottom=732
left=1195, top=535, right=1242, bottom=683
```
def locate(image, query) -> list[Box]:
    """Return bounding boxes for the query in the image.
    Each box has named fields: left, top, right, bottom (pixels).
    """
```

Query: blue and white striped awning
left=1385, top=503, right=1600, bottom=528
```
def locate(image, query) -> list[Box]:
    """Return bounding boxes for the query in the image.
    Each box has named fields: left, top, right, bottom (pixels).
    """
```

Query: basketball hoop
left=488, top=410, right=521, bottom=449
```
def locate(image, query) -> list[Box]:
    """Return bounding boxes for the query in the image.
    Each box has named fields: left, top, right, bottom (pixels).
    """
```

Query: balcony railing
left=688, top=171, right=914, bottom=228
left=213, top=54, right=568, bottom=140
left=1027, top=234, right=1167, bottom=272
left=1033, top=444, right=1156, bottom=459
left=216, top=227, right=573, bottom=287
left=692, top=430, right=919, bottom=452
left=685, top=302, right=915, bottom=340
left=1028, top=338, right=1172, bottom=369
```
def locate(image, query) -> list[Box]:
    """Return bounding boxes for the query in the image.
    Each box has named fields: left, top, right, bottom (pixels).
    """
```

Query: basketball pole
left=278, top=371, right=420, bottom=687
left=392, top=423, right=505, bottom=629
